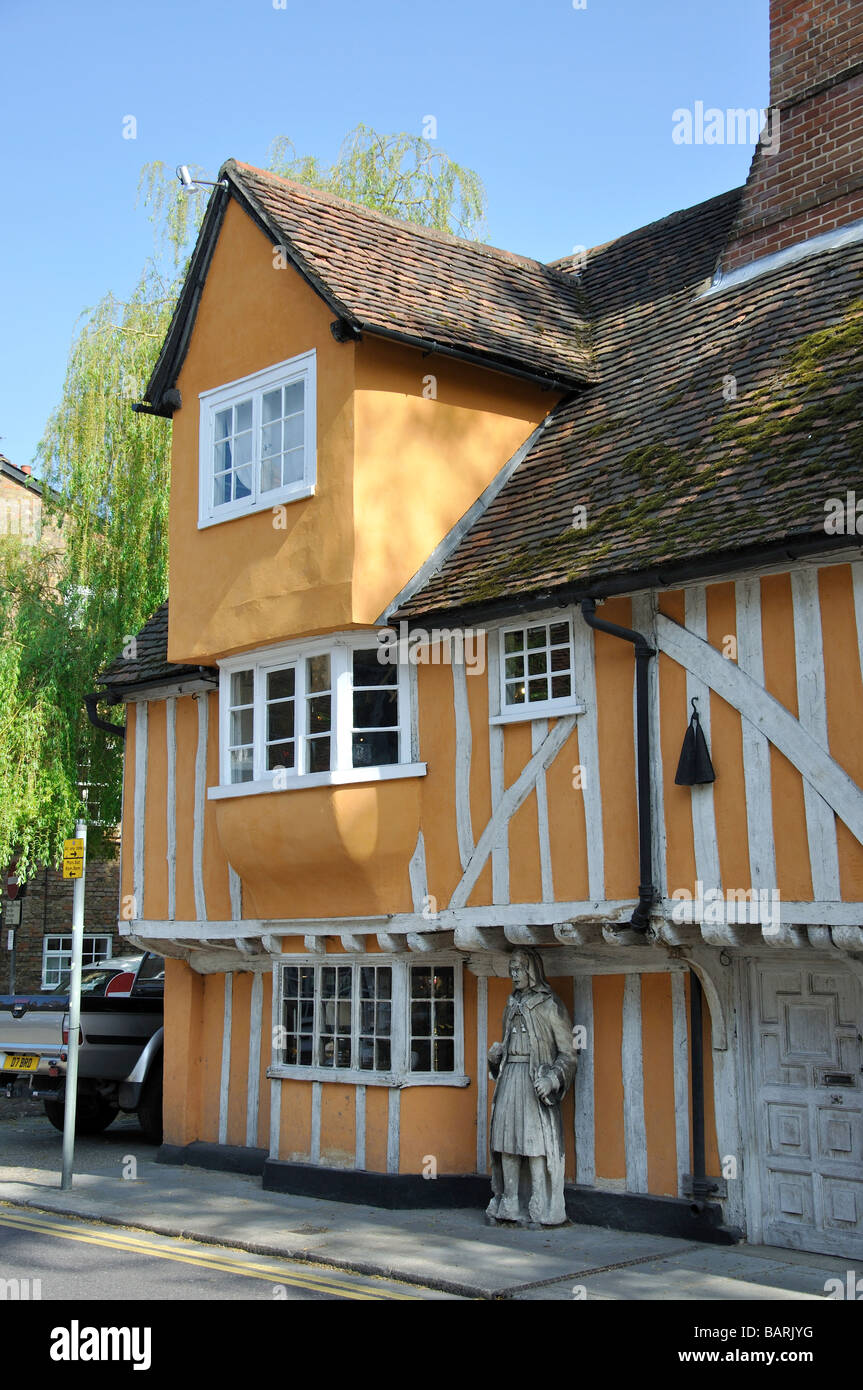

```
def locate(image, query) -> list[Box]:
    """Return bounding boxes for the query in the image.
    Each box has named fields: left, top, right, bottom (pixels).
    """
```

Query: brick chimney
left=721, top=0, right=863, bottom=272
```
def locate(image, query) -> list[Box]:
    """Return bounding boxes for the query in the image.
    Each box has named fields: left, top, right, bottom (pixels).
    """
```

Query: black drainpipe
left=580, top=599, right=656, bottom=932
left=84, top=692, right=125, bottom=741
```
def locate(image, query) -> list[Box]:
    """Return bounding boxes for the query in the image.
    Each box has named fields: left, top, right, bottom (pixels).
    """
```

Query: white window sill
left=198, top=482, right=316, bottom=530
left=266, top=1065, right=469, bottom=1088
left=490, top=700, right=585, bottom=725
left=208, top=762, right=427, bottom=799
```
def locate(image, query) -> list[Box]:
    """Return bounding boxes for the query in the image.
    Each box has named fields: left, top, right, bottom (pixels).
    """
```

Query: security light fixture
left=176, top=165, right=228, bottom=196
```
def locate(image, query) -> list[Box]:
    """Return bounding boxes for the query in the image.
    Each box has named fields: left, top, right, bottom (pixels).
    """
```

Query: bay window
left=216, top=633, right=420, bottom=793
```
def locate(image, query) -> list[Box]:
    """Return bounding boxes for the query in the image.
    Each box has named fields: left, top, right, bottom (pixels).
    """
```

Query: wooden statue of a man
left=486, top=948, right=577, bottom=1227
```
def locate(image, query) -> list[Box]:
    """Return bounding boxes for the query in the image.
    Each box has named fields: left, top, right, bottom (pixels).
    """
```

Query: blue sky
left=0, top=0, right=768, bottom=470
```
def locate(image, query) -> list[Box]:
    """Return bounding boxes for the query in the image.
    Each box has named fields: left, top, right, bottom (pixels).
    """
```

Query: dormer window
left=198, top=351, right=316, bottom=527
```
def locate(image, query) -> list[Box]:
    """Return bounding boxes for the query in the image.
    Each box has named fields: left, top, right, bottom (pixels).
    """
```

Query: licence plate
left=3, top=1054, right=39, bottom=1071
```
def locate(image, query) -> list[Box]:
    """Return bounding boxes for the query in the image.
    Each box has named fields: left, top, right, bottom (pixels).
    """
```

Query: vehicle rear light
left=61, top=1016, right=82, bottom=1046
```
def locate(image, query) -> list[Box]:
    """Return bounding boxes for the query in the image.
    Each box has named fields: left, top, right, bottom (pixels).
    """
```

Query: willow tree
left=1, top=127, right=487, bottom=874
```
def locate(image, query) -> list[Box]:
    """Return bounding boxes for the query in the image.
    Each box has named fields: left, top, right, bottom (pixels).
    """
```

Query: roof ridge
left=226, top=159, right=568, bottom=279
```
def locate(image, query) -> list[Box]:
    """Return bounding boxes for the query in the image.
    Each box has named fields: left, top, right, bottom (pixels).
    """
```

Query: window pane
left=528, top=651, right=548, bottom=675
left=235, top=400, right=253, bottom=432
left=231, top=670, right=253, bottom=705
left=527, top=626, right=546, bottom=649
left=283, top=967, right=298, bottom=997
left=550, top=622, right=570, bottom=645
left=230, top=748, right=253, bottom=783
left=233, top=430, right=252, bottom=467
left=266, top=740, right=294, bottom=770
left=262, top=389, right=282, bottom=424
left=267, top=668, right=295, bottom=701
left=307, top=695, right=331, bottom=732
left=528, top=678, right=548, bottom=702
left=434, top=1039, right=454, bottom=1071
left=505, top=681, right=525, bottom=706
left=352, top=731, right=398, bottom=766
left=307, top=736, right=331, bottom=773
left=230, top=708, right=253, bottom=746
left=233, top=466, right=252, bottom=500
left=411, top=1001, right=431, bottom=1034
left=550, top=647, right=570, bottom=672
left=412, top=967, right=431, bottom=998
left=353, top=689, right=398, bottom=728
left=307, top=654, right=330, bottom=692
left=504, top=630, right=524, bottom=654
left=283, top=381, right=304, bottom=415
left=214, top=439, right=232, bottom=474
left=435, top=1001, right=455, bottom=1036
left=376, top=1039, right=391, bottom=1070
left=260, top=455, right=281, bottom=493
left=283, top=412, right=304, bottom=450
left=268, top=704, right=295, bottom=742
left=262, top=420, right=281, bottom=458
left=215, top=409, right=232, bottom=439
left=551, top=674, right=572, bottom=699
left=214, top=471, right=232, bottom=507
left=353, top=648, right=396, bottom=686
left=411, top=1039, right=431, bottom=1071
left=505, top=655, right=524, bottom=679
left=433, top=967, right=454, bottom=999
left=282, top=448, right=304, bottom=485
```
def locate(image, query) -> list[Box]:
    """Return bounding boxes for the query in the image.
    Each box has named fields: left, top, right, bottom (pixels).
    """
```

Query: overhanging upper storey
left=142, top=159, right=594, bottom=417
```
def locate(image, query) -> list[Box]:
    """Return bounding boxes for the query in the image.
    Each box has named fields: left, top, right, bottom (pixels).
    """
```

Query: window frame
left=198, top=351, right=317, bottom=529
left=267, top=954, right=467, bottom=1087
left=489, top=610, right=585, bottom=724
left=215, top=632, right=421, bottom=795
left=41, top=934, right=112, bottom=989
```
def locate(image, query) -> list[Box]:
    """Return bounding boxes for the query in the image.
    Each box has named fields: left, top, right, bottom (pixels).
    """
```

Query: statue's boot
left=497, top=1196, right=522, bottom=1222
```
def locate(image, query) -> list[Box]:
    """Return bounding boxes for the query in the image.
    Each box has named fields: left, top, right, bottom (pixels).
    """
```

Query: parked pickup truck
left=0, top=951, right=164, bottom=1142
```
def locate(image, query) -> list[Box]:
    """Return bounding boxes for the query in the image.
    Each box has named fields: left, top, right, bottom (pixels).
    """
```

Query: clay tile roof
left=226, top=161, right=594, bottom=387
left=98, top=602, right=211, bottom=694
left=394, top=187, right=863, bottom=620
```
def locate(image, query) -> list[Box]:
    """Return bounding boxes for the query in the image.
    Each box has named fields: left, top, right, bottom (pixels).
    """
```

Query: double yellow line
left=0, top=1206, right=418, bottom=1300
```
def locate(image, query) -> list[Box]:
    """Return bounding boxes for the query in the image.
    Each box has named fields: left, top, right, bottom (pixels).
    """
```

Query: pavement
left=0, top=1108, right=853, bottom=1300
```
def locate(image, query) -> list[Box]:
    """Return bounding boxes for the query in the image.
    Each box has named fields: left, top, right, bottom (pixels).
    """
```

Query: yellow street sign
left=62, top=838, right=85, bottom=879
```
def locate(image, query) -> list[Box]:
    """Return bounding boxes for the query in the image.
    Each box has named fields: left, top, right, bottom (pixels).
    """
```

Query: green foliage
left=268, top=124, right=487, bottom=239
left=0, top=126, right=487, bottom=876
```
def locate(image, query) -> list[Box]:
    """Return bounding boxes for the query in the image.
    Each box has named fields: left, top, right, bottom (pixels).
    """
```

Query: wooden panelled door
left=747, top=962, right=863, bottom=1259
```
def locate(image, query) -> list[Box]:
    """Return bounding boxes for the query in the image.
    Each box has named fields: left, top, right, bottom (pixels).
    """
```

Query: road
left=0, top=1206, right=447, bottom=1300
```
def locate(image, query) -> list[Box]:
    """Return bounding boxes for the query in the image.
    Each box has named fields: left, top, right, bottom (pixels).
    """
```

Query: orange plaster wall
left=162, top=959, right=205, bottom=1145
left=173, top=696, right=199, bottom=920
left=594, top=599, right=639, bottom=899
left=819, top=564, right=863, bottom=899
left=592, top=974, right=626, bottom=1181
left=546, top=723, right=589, bottom=903
left=706, top=583, right=751, bottom=892
left=169, top=199, right=357, bottom=663
left=641, top=973, right=678, bottom=1196
left=761, top=574, right=813, bottom=900
left=142, top=701, right=168, bottom=921
left=416, top=659, right=463, bottom=913
left=279, top=1080, right=312, bottom=1161
left=465, top=638, right=493, bottom=908
left=320, top=1086, right=356, bottom=1167
left=352, top=336, right=555, bottom=622
left=215, top=776, right=421, bottom=919
left=256, top=972, right=273, bottom=1149
left=658, top=591, right=697, bottom=895
left=200, top=974, right=226, bottom=1143
left=203, top=691, right=232, bottom=920
left=503, top=721, right=542, bottom=903
left=227, top=972, right=251, bottom=1146
left=363, top=1085, right=390, bottom=1172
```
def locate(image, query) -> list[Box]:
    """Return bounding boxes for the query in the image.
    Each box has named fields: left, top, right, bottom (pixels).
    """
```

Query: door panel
left=750, top=962, right=863, bottom=1258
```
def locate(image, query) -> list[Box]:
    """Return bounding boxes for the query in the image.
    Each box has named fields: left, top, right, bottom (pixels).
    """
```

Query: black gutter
left=84, top=693, right=125, bottom=741
left=349, top=320, right=585, bottom=394
left=580, top=599, right=655, bottom=933
left=393, top=533, right=863, bottom=629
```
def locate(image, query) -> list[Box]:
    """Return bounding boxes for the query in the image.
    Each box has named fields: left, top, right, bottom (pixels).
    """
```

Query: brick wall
left=722, top=0, right=863, bottom=271
left=0, top=859, right=122, bottom=993
left=0, top=473, right=42, bottom=541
